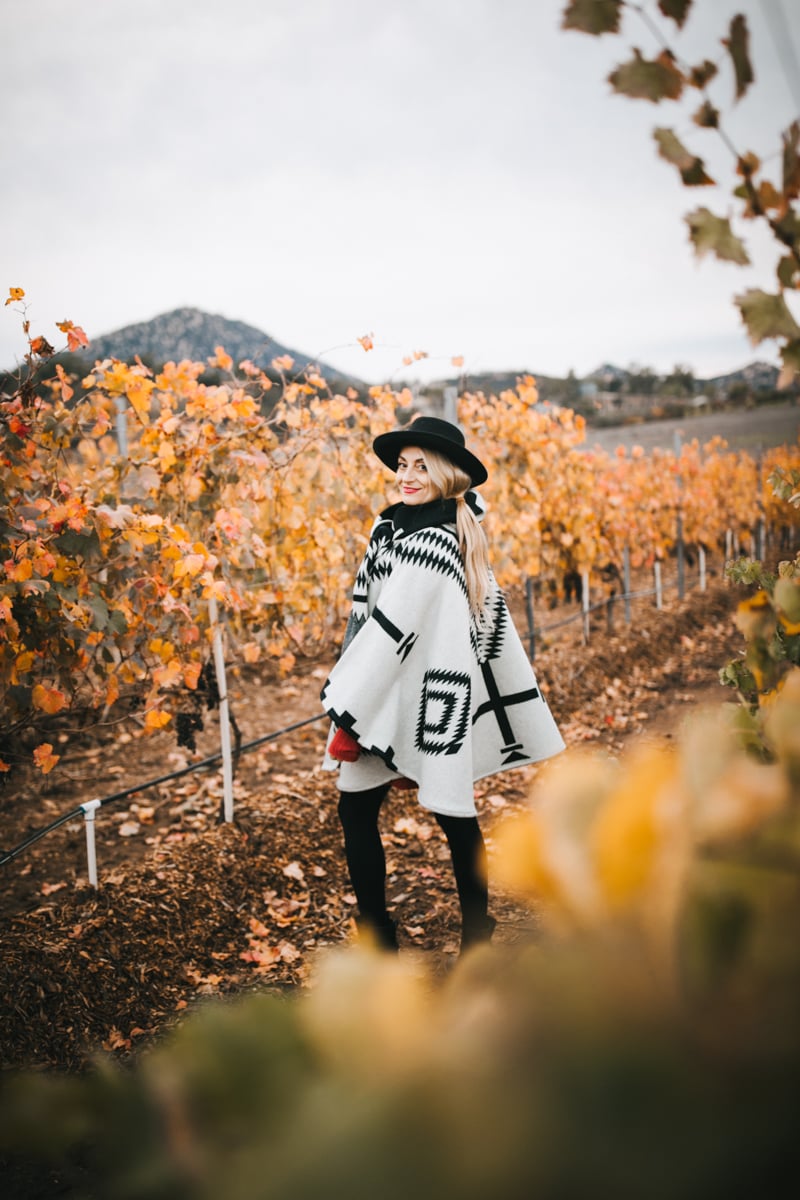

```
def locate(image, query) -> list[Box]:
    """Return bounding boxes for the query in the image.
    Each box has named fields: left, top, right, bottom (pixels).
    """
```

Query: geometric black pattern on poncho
left=372, top=606, right=419, bottom=661
left=472, top=586, right=508, bottom=664
left=474, top=660, right=540, bottom=765
left=416, top=668, right=471, bottom=756
left=393, top=528, right=469, bottom=600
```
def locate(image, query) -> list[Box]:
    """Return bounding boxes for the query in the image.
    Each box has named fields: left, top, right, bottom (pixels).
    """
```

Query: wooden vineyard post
left=654, top=560, right=663, bottom=610
left=676, top=513, right=686, bottom=600
left=623, top=546, right=631, bottom=624
left=581, top=570, right=590, bottom=643
left=699, top=545, right=707, bottom=591
left=208, top=595, right=235, bottom=823
left=525, top=576, right=536, bottom=660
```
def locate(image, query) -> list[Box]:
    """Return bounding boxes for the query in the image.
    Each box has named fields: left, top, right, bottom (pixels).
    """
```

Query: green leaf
left=86, top=594, right=110, bottom=631
left=779, top=338, right=800, bottom=382
left=692, top=99, right=719, bottom=129
left=107, top=609, right=128, bottom=636
left=774, top=209, right=800, bottom=252
left=561, top=0, right=623, bottom=35
left=783, top=120, right=800, bottom=200
left=723, top=14, right=754, bottom=102
left=653, top=127, right=715, bottom=186
left=777, top=255, right=800, bottom=289
left=688, top=59, right=718, bottom=89
left=735, top=289, right=800, bottom=345
left=609, top=48, right=685, bottom=103
left=775, top=577, right=800, bottom=624
left=685, top=208, right=750, bottom=265
left=53, top=528, right=102, bottom=559
left=658, top=0, right=691, bottom=28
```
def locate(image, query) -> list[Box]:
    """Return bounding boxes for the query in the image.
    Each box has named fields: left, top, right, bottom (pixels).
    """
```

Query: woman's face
left=396, top=445, right=439, bottom=506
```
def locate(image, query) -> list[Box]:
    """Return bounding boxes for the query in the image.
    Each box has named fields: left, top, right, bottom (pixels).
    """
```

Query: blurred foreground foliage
left=3, top=673, right=800, bottom=1198
left=720, top=466, right=800, bottom=730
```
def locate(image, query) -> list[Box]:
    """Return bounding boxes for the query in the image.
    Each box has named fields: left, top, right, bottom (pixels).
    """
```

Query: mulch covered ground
left=0, top=581, right=743, bottom=1071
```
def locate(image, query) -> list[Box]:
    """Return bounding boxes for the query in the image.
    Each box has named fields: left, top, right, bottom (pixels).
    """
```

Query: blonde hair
left=419, top=447, right=491, bottom=616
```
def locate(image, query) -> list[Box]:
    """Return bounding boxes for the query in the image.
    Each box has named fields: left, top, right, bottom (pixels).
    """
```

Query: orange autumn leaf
left=4, top=556, right=32, bottom=580
left=210, top=345, right=233, bottom=371
left=29, top=335, right=55, bottom=358
left=32, top=684, right=68, bottom=714
left=271, top=354, right=294, bottom=372
left=55, top=363, right=74, bottom=402
left=105, top=674, right=121, bottom=707
left=0, top=758, right=11, bottom=773
left=5, top=286, right=25, bottom=306
left=144, top=709, right=172, bottom=731
left=183, top=661, right=202, bottom=689
left=56, top=319, right=89, bottom=351
left=358, top=333, right=374, bottom=352
left=33, top=743, right=60, bottom=774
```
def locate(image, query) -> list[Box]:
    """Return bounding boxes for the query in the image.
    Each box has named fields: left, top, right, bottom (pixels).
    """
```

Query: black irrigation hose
left=0, top=712, right=328, bottom=869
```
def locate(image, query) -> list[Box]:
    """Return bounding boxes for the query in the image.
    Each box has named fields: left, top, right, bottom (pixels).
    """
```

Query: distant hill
left=427, top=360, right=782, bottom=401
left=80, top=307, right=361, bottom=386
left=704, top=361, right=780, bottom=390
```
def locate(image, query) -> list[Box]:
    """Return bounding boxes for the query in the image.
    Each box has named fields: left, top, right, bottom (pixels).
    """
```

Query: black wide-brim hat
left=372, top=416, right=488, bottom=487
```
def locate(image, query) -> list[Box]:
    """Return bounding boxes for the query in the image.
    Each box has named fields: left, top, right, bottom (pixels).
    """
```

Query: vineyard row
left=2, top=317, right=799, bottom=772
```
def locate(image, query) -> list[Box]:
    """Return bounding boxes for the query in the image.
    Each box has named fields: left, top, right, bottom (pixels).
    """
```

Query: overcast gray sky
left=2, top=0, right=799, bottom=383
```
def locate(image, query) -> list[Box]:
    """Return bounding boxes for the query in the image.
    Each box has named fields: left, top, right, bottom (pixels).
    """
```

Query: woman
left=321, top=415, right=564, bottom=953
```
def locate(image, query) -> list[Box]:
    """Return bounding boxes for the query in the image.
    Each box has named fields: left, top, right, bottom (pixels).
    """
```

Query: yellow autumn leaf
left=126, top=377, right=155, bottom=423
left=184, top=475, right=204, bottom=502
left=153, top=658, right=183, bottom=689
left=5, top=557, right=33, bottom=582
left=144, top=709, right=172, bottom=731
left=493, top=811, right=564, bottom=902
left=148, top=639, right=175, bottom=662
left=5, top=286, right=25, bottom=305
left=173, top=553, right=206, bottom=580
left=591, top=744, right=677, bottom=909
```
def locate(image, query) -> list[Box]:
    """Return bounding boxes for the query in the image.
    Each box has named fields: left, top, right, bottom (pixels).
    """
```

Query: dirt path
left=0, top=581, right=745, bottom=1070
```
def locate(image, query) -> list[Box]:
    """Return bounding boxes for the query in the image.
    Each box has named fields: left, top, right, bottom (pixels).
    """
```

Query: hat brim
left=372, top=430, right=488, bottom=487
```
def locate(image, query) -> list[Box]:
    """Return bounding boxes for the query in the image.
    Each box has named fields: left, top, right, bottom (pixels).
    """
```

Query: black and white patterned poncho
left=321, top=493, right=565, bottom=816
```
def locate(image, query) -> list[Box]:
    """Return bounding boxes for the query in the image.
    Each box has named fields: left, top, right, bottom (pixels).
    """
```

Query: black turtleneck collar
left=380, top=492, right=482, bottom=535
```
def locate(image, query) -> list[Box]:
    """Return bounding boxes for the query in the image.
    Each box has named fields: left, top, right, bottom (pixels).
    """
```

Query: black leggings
left=337, top=784, right=489, bottom=934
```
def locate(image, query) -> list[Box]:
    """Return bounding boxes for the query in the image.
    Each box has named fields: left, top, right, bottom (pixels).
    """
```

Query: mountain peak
left=85, top=307, right=358, bottom=384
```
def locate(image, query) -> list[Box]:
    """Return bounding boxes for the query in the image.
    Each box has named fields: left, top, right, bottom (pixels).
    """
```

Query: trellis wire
left=0, top=713, right=328, bottom=878
left=524, top=524, right=735, bottom=655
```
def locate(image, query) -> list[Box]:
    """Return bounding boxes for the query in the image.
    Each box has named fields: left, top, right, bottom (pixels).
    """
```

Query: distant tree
left=564, top=367, right=582, bottom=405
left=662, top=362, right=696, bottom=397
left=627, top=364, right=659, bottom=395
left=562, top=0, right=800, bottom=383
left=727, top=379, right=750, bottom=405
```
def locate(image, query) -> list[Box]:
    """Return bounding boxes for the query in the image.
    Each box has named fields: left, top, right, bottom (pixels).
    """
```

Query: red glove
left=392, top=777, right=417, bottom=791
left=329, top=727, right=360, bottom=762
